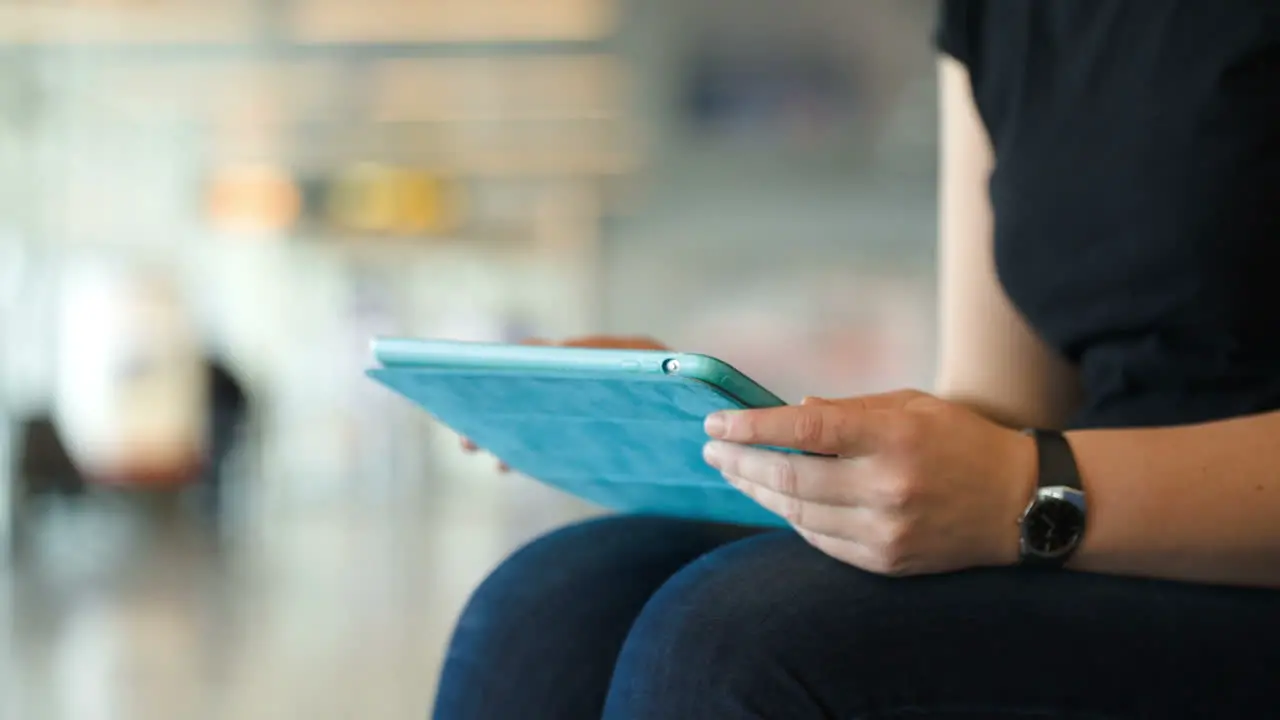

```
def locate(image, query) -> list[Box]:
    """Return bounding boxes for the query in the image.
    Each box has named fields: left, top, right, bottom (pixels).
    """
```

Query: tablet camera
left=661, top=358, right=681, bottom=375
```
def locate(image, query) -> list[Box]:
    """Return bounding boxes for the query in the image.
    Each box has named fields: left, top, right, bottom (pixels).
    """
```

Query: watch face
left=1023, top=494, right=1086, bottom=557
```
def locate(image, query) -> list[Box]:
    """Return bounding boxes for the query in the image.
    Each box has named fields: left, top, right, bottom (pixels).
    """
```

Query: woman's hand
left=702, top=390, right=1039, bottom=576
left=460, top=335, right=669, bottom=471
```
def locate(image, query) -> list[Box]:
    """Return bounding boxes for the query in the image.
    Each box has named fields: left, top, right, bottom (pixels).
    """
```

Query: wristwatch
left=1018, top=429, right=1088, bottom=568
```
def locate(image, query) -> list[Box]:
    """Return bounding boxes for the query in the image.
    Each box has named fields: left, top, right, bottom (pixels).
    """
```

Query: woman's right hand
left=459, top=335, right=669, bottom=471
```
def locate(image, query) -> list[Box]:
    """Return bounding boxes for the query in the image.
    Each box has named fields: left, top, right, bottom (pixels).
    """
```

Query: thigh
left=605, top=531, right=1280, bottom=719
left=432, top=514, right=762, bottom=720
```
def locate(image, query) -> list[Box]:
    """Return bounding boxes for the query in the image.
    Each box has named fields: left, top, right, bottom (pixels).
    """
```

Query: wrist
left=995, top=429, right=1039, bottom=566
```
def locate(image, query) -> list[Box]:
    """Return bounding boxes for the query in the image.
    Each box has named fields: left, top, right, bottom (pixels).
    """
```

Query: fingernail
left=702, top=442, right=723, bottom=468
left=705, top=413, right=727, bottom=438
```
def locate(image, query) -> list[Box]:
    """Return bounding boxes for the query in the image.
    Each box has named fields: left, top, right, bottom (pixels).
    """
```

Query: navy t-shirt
left=937, top=0, right=1280, bottom=429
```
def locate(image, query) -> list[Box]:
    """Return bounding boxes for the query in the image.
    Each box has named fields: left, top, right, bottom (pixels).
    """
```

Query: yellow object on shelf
left=327, top=164, right=462, bottom=237
left=392, top=168, right=463, bottom=236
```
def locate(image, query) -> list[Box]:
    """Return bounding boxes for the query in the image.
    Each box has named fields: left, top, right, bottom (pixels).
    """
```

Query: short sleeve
left=934, top=0, right=982, bottom=67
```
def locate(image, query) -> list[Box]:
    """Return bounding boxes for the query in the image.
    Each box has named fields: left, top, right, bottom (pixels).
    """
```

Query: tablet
left=367, top=337, right=789, bottom=527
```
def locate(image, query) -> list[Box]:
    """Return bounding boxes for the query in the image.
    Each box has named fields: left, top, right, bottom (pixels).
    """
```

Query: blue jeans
left=432, top=516, right=1280, bottom=719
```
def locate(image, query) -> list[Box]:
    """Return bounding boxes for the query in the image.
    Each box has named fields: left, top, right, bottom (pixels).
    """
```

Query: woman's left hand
left=702, top=390, right=1039, bottom=576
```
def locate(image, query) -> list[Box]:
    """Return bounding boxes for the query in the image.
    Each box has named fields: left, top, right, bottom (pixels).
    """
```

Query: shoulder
left=933, top=1, right=1037, bottom=84
left=934, top=1, right=1279, bottom=141
left=933, top=0, right=986, bottom=70
left=935, top=1, right=1280, bottom=69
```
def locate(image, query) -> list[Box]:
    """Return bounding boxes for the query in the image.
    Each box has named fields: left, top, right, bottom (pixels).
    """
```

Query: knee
left=453, top=514, right=758, bottom=637
left=437, top=514, right=762, bottom=716
left=605, top=532, right=899, bottom=712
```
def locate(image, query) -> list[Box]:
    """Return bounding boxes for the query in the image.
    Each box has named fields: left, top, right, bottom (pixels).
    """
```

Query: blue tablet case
left=367, top=366, right=788, bottom=527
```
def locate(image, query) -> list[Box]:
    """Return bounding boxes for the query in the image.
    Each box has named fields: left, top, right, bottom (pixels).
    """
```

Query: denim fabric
left=433, top=516, right=1280, bottom=719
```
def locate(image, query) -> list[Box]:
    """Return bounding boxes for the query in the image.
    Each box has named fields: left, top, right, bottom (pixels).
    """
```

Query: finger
left=703, top=441, right=865, bottom=506
left=560, top=335, right=618, bottom=348
left=460, top=437, right=480, bottom=452
left=825, top=390, right=930, bottom=413
left=497, top=461, right=511, bottom=473
left=722, top=471, right=874, bottom=539
left=705, top=404, right=881, bottom=456
left=560, top=335, right=664, bottom=350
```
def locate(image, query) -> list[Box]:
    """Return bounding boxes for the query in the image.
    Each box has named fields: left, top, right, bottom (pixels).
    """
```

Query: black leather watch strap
left=1019, top=429, right=1087, bottom=568
left=1024, top=428, right=1084, bottom=492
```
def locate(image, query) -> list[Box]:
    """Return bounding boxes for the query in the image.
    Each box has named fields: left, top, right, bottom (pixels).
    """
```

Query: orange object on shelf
left=205, top=162, right=302, bottom=235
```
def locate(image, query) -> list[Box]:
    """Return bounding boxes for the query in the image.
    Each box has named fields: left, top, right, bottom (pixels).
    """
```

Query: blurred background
left=0, top=0, right=940, bottom=717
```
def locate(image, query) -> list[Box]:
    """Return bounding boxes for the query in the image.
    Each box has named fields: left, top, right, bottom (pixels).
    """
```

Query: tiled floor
left=8, top=465, right=596, bottom=720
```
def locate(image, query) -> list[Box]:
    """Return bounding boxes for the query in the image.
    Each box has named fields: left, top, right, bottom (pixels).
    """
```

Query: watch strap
left=1019, top=429, right=1085, bottom=568
left=1024, top=428, right=1083, bottom=492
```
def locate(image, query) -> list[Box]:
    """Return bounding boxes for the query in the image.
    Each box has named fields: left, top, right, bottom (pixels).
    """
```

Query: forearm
left=1066, top=410, right=1280, bottom=587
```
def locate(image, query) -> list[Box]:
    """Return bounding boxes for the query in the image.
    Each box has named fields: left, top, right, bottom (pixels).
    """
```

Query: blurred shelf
left=81, top=59, right=350, bottom=130
left=75, top=53, right=626, bottom=134
left=0, top=1, right=259, bottom=46
left=0, top=39, right=612, bottom=62
left=285, top=0, right=618, bottom=44
left=260, top=150, right=638, bottom=180
left=196, top=235, right=602, bottom=276
left=369, top=55, right=623, bottom=124
left=0, top=0, right=618, bottom=52
left=297, top=234, right=597, bottom=258
left=22, top=52, right=635, bottom=180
